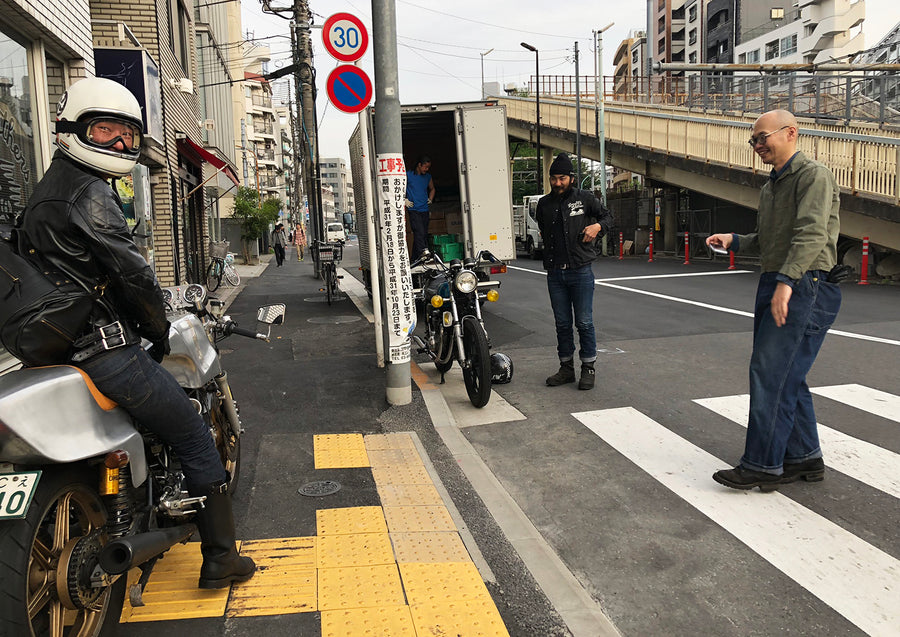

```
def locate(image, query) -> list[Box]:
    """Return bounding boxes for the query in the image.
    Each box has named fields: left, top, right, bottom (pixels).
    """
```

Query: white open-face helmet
left=55, top=77, right=144, bottom=177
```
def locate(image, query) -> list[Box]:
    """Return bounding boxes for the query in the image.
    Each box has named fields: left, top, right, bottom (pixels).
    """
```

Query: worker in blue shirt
left=405, top=155, right=436, bottom=259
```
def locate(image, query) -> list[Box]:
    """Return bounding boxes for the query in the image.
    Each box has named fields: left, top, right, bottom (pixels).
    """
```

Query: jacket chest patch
left=567, top=201, right=585, bottom=216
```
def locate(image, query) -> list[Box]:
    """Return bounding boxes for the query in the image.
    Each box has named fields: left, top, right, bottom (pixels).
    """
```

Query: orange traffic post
left=859, top=236, right=869, bottom=285
left=683, top=231, right=690, bottom=265
left=618, top=231, right=624, bottom=260
left=728, top=250, right=736, bottom=270
left=648, top=230, right=654, bottom=262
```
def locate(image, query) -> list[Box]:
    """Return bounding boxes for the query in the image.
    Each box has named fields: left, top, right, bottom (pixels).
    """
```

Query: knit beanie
left=548, top=152, right=574, bottom=176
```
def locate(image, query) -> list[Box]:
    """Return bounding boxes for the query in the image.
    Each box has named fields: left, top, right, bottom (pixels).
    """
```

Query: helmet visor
left=85, top=118, right=142, bottom=152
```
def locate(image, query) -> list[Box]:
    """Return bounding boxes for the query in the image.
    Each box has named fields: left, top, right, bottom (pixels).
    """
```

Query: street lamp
left=520, top=42, right=542, bottom=192
left=480, top=48, right=494, bottom=99
left=594, top=22, right=614, bottom=205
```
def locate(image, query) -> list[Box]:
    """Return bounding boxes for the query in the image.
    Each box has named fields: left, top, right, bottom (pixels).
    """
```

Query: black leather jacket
left=19, top=154, right=169, bottom=343
left=536, top=186, right=613, bottom=269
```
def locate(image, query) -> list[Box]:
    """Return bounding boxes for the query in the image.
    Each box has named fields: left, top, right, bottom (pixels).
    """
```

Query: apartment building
left=318, top=157, right=354, bottom=222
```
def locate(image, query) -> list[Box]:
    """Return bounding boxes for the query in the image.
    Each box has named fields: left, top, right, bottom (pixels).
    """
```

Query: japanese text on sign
left=376, top=153, right=414, bottom=364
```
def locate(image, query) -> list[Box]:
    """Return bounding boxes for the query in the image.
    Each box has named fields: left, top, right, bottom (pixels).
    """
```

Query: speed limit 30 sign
left=322, top=13, right=369, bottom=63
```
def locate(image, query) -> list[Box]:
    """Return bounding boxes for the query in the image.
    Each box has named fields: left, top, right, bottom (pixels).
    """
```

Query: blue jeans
left=409, top=210, right=430, bottom=259
left=547, top=265, right=597, bottom=363
left=78, top=344, right=226, bottom=492
left=742, top=272, right=841, bottom=474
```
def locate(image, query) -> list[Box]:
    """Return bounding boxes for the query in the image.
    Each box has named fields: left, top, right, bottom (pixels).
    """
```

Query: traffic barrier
left=683, top=232, right=690, bottom=265
left=618, top=231, right=624, bottom=260
left=728, top=250, right=736, bottom=270
left=648, top=230, right=654, bottom=262
left=859, top=237, right=869, bottom=285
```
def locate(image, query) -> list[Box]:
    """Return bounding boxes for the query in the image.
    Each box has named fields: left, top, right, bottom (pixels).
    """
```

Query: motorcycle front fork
left=214, top=371, right=243, bottom=439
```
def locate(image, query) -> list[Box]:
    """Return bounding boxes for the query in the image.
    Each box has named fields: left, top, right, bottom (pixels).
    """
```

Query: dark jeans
left=742, top=271, right=841, bottom=474
left=409, top=210, right=430, bottom=259
left=546, top=264, right=598, bottom=363
left=273, top=244, right=286, bottom=266
left=78, top=344, right=225, bottom=492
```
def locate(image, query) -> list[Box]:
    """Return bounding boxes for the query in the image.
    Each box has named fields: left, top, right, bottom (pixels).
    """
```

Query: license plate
left=0, top=471, right=41, bottom=520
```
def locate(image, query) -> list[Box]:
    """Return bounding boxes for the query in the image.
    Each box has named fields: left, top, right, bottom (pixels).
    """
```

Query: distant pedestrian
left=293, top=224, right=307, bottom=261
left=536, top=152, right=612, bottom=390
left=707, top=109, right=842, bottom=492
left=272, top=223, right=287, bottom=267
left=405, top=154, right=436, bottom=259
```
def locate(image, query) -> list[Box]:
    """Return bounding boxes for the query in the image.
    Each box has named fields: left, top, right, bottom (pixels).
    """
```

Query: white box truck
left=514, top=194, right=543, bottom=259
left=349, top=101, right=515, bottom=292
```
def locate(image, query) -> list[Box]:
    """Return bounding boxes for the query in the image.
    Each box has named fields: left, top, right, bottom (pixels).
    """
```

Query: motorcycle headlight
left=455, top=271, right=478, bottom=294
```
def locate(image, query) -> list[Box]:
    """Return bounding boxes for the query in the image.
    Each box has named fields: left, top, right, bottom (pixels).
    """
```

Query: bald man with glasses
left=707, top=109, right=842, bottom=492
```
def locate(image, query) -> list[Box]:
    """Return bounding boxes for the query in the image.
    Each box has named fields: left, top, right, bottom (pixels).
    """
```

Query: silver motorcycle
left=0, top=282, right=284, bottom=637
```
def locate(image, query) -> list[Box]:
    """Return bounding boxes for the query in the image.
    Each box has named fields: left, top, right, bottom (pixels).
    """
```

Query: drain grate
left=298, top=480, right=342, bottom=497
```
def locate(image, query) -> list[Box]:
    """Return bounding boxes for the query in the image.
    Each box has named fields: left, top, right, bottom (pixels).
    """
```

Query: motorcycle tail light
left=442, top=312, right=453, bottom=327
left=104, top=450, right=130, bottom=469
left=486, top=289, right=500, bottom=302
left=490, top=264, right=507, bottom=275
left=430, top=295, right=444, bottom=308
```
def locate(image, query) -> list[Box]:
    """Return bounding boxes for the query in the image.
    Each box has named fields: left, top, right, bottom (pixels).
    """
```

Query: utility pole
left=292, top=0, right=321, bottom=244
left=372, top=0, right=412, bottom=405
left=574, top=41, right=581, bottom=186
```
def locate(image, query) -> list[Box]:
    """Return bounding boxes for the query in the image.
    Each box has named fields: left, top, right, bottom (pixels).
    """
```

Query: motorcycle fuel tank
left=162, top=312, right=221, bottom=389
left=0, top=366, right=148, bottom=486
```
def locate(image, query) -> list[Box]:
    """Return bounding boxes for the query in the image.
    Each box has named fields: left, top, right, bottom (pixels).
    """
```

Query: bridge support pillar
left=542, top=147, right=553, bottom=194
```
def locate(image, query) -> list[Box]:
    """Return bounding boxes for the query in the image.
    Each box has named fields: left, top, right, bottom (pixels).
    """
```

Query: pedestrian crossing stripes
left=573, top=397, right=900, bottom=637
left=693, top=394, right=900, bottom=499
left=810, top=383, right=900, bottom=423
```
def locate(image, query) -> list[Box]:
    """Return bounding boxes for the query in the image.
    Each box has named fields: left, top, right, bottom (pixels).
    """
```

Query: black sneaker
left=781, top=457, right=825, bottom=483
left=713, top=465, right=782, bottom=492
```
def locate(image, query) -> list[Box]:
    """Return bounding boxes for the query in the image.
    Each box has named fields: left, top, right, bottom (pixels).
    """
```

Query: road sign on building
left=326, top=65, right=373, bottom=114
left=322, top=13, right=369, bottom=63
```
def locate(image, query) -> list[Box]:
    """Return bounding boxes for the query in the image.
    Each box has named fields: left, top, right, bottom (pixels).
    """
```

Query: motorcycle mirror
left=257, top=303, right=286, bottom=325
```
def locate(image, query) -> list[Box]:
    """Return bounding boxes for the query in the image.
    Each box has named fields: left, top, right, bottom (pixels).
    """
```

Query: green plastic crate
left=431, top=234, right=456, bottom=246
left=436, top=242, right=463, bottom=261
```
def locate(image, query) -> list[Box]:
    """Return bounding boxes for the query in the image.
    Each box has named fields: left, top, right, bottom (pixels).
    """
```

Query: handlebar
left=224, top=321, right=269, bottom=342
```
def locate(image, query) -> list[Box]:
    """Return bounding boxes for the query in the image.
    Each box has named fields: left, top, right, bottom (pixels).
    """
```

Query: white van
left=325, top=222, right=346, bottom=244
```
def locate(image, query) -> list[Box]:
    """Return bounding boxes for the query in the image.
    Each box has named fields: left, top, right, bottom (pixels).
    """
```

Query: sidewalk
left=124, top=251, right=577, bottom=637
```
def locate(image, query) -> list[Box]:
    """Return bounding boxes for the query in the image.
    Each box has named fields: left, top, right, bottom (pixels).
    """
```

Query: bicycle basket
left=209, top=240, right=230, bottom=259
left=313, top=243, right=334, bottom=262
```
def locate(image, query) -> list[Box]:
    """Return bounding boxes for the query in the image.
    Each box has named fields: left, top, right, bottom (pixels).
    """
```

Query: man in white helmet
left=18, top=77, right=255, bottom=589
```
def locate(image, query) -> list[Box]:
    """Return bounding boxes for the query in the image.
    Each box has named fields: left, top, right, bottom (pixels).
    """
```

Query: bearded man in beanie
left=536, top=153, right=613, bottom=389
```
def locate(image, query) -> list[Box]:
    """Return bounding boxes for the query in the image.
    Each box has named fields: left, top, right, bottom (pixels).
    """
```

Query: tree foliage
left=230, top=186, right=281, bottom=262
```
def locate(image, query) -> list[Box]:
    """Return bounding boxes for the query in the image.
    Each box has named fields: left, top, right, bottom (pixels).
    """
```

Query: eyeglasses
left=748, top=125, right=790, bottom=147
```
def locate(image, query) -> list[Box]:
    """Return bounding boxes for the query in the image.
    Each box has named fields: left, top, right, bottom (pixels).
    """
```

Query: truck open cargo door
left=454, top=106, right=516, bottom=261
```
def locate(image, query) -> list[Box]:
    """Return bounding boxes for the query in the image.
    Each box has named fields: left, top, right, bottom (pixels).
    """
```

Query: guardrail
left=499, top=95, right=900, bottom=203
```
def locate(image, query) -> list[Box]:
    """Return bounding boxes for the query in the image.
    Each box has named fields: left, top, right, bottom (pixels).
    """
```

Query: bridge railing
left=499, top=95, right=900, bottom=203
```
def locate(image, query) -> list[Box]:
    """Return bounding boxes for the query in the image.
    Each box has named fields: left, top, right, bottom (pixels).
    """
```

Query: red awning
left=176, top=138, right=240, bottom=186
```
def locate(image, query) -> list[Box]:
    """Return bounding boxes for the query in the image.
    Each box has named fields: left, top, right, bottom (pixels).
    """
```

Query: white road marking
left=507, top=265, right=900, bottom=346
left=596, top=270, right=754, bottom=282
left=693, top=394, right=900, bottom=499
left=574, top=406, right=900, bottom=637
left=810, top=384, right=900, bottom=424
left=419, top=363, right=526, bottom=428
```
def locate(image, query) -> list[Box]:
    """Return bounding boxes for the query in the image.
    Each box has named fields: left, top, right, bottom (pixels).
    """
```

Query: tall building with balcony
left=318, top=157, right=354, bottom=222
left=649, top=0, right=688, bottom=77
left=705, top=0, right=802, bottom=64
left=855, top=20, right=900, bottom=110
left=684, top=0, right=707, bottom=71
left=613, top=31, right=647, bottom=98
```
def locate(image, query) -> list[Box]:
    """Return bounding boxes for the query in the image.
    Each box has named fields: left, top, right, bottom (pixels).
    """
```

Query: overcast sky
left=241, top=0, right=898, bottom=163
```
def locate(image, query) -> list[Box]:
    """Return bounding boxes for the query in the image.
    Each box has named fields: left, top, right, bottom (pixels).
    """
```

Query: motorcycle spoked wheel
left=433, top=322, right=454, bottom=374
left=210, top=401, right=241, bottom=495
left=460, top=316, right=492, bottom=408
left=0, top=466, right=126, bottom=637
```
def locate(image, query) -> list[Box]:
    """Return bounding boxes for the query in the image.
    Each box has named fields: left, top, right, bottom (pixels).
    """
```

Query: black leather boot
left=546, top=360, right=576, bottom=386
left=193, top=484, right=256, bottom=589
left=578, top=362, right=596, bottom=390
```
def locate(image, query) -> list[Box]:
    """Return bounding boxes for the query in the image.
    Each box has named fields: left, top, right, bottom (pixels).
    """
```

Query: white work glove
left=405, top=198, right=414, bottom=208
left=427, top=198, right=432, bottom=205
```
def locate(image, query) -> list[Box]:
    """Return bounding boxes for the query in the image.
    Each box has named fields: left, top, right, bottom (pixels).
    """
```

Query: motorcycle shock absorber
left=103, top=463, right=134, bottom=538
left=214, top=371, right=243, bottom=439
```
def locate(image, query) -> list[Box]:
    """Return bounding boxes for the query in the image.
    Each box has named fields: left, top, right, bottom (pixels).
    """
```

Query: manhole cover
left=304, top=295, right=348, bottom=303
left=298, top=480, right=341, bottom=497
left=307, top=316, right=361, bottom=324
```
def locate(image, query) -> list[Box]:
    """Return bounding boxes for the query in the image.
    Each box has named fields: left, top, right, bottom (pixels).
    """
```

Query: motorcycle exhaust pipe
left=99, top=523, right=197, bottom=575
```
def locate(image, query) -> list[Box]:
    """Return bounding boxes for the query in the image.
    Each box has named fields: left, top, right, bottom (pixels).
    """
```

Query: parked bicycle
left=313, top=241, right=342, bottom=306
left=207, top=241, right=241, bottom=292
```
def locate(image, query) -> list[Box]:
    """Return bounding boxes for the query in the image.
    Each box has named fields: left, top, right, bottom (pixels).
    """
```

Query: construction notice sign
left=375, top=153, right=414, bottom=364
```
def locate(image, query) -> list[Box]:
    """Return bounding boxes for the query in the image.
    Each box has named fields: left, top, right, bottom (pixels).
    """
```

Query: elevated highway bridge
left=499, top=93, right=900, bottom=254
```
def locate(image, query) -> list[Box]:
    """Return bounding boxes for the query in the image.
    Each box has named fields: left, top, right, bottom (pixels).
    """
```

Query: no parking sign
left=326, top=65, right=373, bottom=114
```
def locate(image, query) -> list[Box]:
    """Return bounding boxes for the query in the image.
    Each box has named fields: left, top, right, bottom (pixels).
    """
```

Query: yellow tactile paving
left=226, top=536, right=317, bottom=617
left=367, top=447, right=424, bottom=467
left=317, top=564, right=406, bottom=611
left=316, top=506, right=389, bottom=535
left=383, top=505, right=456, bottom=533
left=377, top=482, right=444, bottom=507
left=399, top=562, right=492, bottom=605
left=410, top=599, right=510, bottom=637
left=371, top=464, right=434, bottom=485
left=316, top=533, right=395, bottom=568
left=390, top=532, right=472, bottom=564
left=119, top=541, right=236, bottom=622
left=364, top=432, right=417, bottom=451
left=313, top=433, right=370, bottom=469
left=321, top=606, right=417, bottom=637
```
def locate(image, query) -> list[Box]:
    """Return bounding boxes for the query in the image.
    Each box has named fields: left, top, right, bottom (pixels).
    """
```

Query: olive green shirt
left=736, top=151, right=840, bottom=281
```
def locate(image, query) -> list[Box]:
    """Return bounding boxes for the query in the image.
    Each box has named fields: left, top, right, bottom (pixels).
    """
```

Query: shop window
left=0, top=30, right=38, bottom=225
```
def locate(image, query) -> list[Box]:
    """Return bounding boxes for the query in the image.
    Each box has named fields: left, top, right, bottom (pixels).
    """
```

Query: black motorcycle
left=410, top=249, right=502, bottom=408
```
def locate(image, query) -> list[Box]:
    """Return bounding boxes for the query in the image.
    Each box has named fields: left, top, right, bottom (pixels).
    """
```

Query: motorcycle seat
left=31, top=365, right=119, bottom=411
